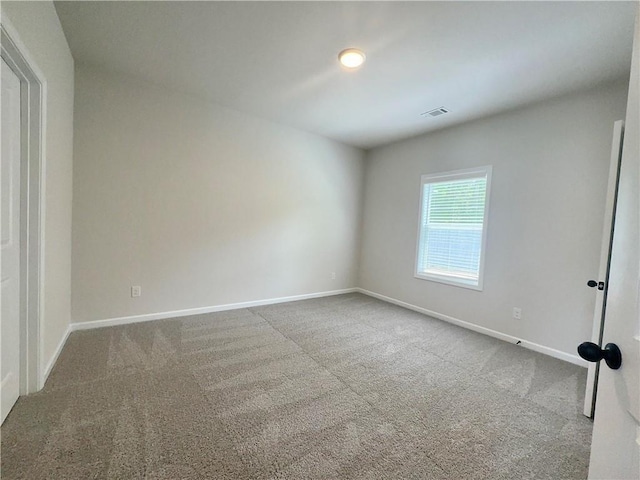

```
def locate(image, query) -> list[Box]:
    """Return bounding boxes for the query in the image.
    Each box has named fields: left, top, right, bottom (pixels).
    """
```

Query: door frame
left=583, top=120, right=625, bottom=418
left=1, top=17, right=46, bottom=394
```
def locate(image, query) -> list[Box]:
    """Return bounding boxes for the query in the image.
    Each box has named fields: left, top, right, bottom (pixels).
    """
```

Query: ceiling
left=54, top=1, right=636, bottom=149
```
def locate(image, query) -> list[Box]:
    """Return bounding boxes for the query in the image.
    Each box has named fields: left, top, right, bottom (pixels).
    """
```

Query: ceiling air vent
left=421, top=107, right=450, bottom=118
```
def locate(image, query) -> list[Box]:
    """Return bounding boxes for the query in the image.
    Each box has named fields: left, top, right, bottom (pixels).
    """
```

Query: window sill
left=414, top=272, right=484, bottom=291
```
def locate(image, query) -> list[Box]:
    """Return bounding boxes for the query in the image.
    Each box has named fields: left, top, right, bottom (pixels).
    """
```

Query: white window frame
left=414, top=166, right=492, bottom=291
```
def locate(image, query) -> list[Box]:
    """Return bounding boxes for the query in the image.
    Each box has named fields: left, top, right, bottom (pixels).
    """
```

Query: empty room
left=1, top=1, right=639, bottom=479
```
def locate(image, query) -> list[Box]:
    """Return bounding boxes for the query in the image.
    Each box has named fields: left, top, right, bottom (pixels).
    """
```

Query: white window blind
left=415, top=166, right=492, bottom=290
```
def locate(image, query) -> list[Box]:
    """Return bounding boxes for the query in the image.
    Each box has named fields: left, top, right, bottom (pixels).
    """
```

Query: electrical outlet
left=131, top=285, right=141, bottom=298
left=330, top=272, right=336, bottom=280
left=512, top=307, right=522, bottom=320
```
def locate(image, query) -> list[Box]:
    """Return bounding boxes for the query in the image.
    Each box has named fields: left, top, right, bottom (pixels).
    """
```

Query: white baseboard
left=71, top=288, right=358, bottom=332
left=356, top=288, right=587, bottom=368
left=41, top=325, right=72, bottom=388
left=46, top=286, right=584, bottom=388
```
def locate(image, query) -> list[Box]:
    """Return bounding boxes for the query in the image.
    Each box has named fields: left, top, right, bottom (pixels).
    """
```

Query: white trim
left=1, top=13, right=46, bottom=394
left=35, top=287, right=586, bottom=383
left=414, top=165, right=492, bottom=292
left=583, top=119, right=625, bottom=418
left=356, top=288, right=588, bottom=367
left=71, top=288, right=358, bottom=331
left=0, top=14, right=46, bottom=82
left=414, top=270, right=482, bottom=291
left=41, top=325, right=70, bottom=386
left=0, top=372, right=19, bottom=423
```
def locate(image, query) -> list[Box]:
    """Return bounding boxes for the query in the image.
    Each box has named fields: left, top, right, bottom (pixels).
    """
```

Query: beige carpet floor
left=1, top=293, right=591, bottom=479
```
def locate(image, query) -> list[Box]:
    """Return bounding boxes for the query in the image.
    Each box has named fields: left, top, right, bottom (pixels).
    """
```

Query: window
left=415, top=166, right=492, bottom=290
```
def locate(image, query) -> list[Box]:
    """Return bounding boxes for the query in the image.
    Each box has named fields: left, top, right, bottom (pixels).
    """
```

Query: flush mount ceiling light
left=338, top=48, right=366, bottom=69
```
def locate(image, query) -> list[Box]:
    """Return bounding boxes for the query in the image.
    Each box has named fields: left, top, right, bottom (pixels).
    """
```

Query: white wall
left=1, top=2, right=74, bottom=380
left=359, top=79, right=629, bottom=358
left=72, top=65, right=364, bottom=323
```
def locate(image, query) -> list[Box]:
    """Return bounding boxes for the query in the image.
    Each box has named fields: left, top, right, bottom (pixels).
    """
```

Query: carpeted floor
left=1, top=293, right=592, bottom=479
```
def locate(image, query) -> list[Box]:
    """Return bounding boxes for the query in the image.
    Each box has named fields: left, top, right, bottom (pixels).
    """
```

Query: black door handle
left=577, top=342, right=622, bottom=369
left=587, top=280, right=605, bottom=290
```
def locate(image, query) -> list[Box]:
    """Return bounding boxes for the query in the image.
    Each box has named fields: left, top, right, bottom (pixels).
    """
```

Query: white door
left=587, top=7, right=640, bottom=479
left=1, top=57, right=22, bottom=424
left=583, top=119, right=624, bottom=418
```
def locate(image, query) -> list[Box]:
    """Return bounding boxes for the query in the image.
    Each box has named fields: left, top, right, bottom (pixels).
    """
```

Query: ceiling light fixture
left=338, top=48, right=366, bottom=69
